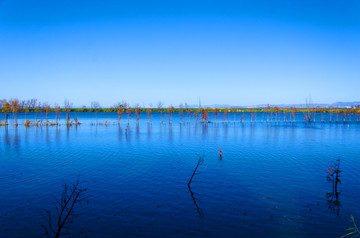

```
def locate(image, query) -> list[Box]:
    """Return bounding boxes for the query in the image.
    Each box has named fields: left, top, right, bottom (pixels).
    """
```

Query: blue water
left=1, top=112, right=360, bottom=237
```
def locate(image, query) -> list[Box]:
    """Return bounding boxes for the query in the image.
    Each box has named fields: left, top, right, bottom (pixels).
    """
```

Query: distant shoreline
left=6, top=107, right=358, bottom=113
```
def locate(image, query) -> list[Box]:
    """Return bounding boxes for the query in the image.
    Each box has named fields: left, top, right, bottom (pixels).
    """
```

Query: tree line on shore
left=1, top=98, right=360, bottom=127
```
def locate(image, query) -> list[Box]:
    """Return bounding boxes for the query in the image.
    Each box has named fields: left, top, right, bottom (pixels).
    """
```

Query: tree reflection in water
left=326, top=159, right=342, bottom=216
left=188, top=155, right=205, bottom=220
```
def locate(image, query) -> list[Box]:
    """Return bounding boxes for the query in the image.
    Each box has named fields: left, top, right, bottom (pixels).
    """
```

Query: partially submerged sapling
left=218, top=149, right=223, bottom=160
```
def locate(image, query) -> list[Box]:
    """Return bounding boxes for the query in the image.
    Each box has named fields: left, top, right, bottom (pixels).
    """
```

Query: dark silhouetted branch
left=188, top=155, right=205, bottom=220
left=42, top=180, right=88, bottom=238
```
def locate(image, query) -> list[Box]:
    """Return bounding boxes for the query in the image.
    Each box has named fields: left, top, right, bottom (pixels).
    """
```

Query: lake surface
left=1, top=112, right=360, bottom=237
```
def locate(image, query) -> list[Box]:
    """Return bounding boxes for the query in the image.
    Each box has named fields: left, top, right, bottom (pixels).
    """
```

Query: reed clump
left=67, top=120, right=81, bottom=126
left=24, top=120, right=33, bottom=127
left=341, top=215, right=360, bottom=238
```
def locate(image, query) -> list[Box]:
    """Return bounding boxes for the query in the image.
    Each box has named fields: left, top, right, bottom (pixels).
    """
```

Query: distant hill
left=198, top=102, right=360, bottom=109
left=330, top=102, right=360, bottom=108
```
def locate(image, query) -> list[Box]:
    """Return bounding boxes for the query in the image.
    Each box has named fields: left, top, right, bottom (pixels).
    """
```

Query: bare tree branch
left=188, top=155, right=205, bottom=220
left=42, top=180, right=88, bottom=238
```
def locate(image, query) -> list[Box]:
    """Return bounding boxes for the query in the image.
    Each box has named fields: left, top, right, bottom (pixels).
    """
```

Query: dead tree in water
left=135, top=105, right=141, bottom=124
left=233, top=110, right=238, bottom=124
left=185, top=103, right=191, bottom=124
left=214, top=108, right=219, bottom=124
left=179, top=104, right=184, bottom=124
left=329, top=111, right=333, bottom=123
left=126, top=107, right=132, bottom=126
left=2, top=101, right=10, bottom=125
left=64, top=100, right=72, bottom=126
left=342, top=112, right=347, bottom=123
left=188, top=155, right=205, bottom=219
left=54, top=104, right=60, bottom=125
left=201, top=108, right=209, bottom=123
left=266, top=105, right=271, bottom=123
left=335, top=110, right=340, bottom=123
left=42, top=180, right=88, bottom=238
left=10, top=98, right=20, bottom=126
left=146, top=107, right=152, bottom=124
left=290, top=107, right=297, bottom=123
left=223, top=110, right=229, bottom=123
left=45, top=104, right=51, bottom=125
left=193, top=111, right=199, bottom=124
left=157, top=101, right=163, bottom=125
left=91, top=101, right=101, bottom=124
left=274, top=106, right=280, bottom=123
left=117, top=106, right=124, bottom=125
left=250, top=111, right=257, bottom=123
left=168, top=105, right=175, bottom=124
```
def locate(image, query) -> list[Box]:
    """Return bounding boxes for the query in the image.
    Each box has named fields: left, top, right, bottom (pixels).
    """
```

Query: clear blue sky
left=0, top=0, right=359, bottom=107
